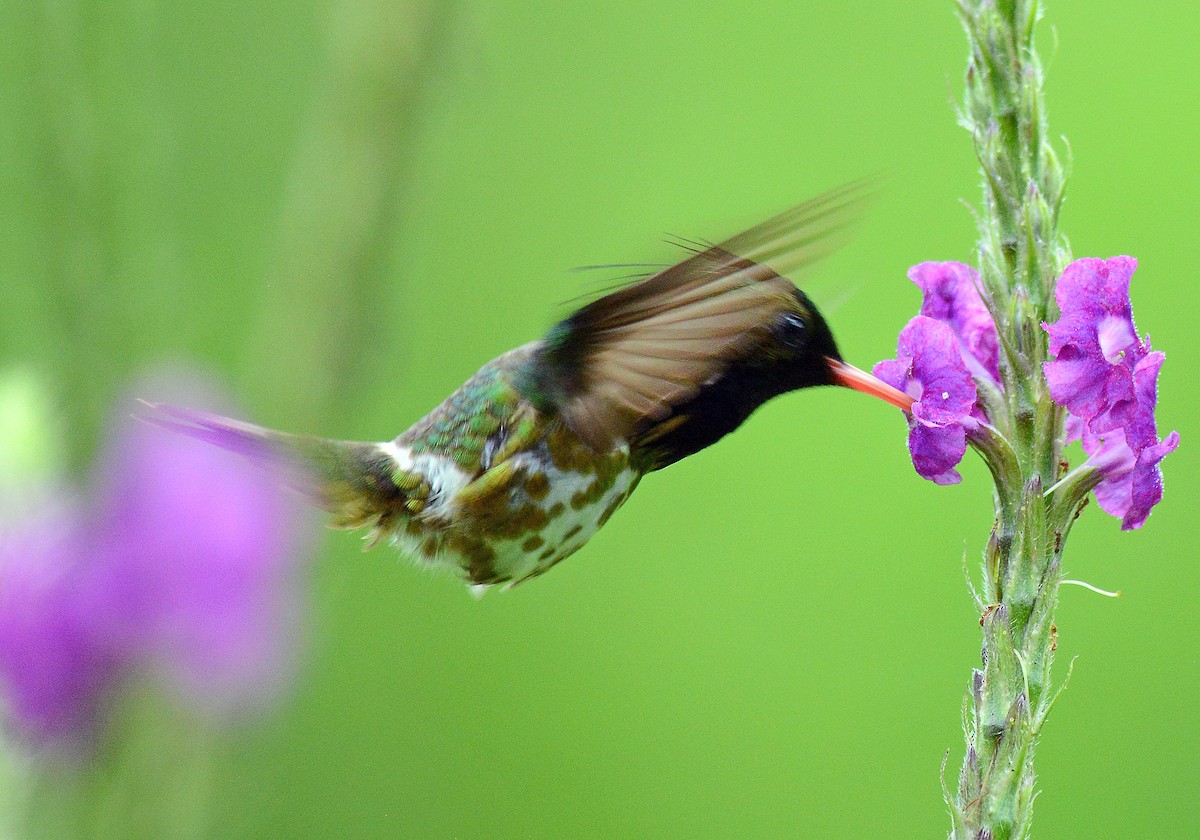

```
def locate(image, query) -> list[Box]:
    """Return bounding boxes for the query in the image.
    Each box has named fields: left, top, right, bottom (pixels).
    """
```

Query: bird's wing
left=518, top=181, right=871, bottom=450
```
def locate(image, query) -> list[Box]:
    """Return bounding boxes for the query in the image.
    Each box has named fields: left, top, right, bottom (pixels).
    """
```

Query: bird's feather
left=519, top=181, right=871, bottom=449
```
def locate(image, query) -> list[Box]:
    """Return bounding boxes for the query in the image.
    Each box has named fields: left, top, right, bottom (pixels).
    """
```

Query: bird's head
left=784, top=290, right=914, bottom=411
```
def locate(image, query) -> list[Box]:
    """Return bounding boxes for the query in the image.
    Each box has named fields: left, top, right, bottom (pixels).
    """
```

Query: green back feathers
left=398, top=344, right=536, bottom=472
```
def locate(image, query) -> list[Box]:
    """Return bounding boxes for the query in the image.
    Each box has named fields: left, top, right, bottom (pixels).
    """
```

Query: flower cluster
left=0, top=371, right=309, bottom=745
left=872, top=262, right=996, bottom=485
left=1044, top=258, right=1179, bottom=529
left=875, top=257, right=1176, bottom=528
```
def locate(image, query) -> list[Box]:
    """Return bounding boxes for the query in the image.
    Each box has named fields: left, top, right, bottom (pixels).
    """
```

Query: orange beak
left=826, top=358, right=914, bottom=411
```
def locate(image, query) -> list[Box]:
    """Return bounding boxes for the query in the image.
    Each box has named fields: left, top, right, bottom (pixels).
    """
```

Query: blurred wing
left=523, top=181, right=871, bottom=449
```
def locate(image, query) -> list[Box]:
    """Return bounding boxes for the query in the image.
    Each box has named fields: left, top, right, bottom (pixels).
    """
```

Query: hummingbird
left=145, top=183, right=913, bottom=591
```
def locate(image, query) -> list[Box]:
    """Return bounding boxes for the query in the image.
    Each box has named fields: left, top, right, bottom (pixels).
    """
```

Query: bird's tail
left=138, top=402, right=408, bottom=538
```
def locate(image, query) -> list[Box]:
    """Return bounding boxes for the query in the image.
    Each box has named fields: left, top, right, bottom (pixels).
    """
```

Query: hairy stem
left=949, top=2, right=1072, bottom=838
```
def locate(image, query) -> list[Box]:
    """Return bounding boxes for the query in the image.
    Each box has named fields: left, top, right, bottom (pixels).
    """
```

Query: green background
left=2, top=1, right=1195, bottom=837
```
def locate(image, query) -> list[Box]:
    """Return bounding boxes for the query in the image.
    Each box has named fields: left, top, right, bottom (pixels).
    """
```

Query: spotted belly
left=382, top=428, right=640, bottom=589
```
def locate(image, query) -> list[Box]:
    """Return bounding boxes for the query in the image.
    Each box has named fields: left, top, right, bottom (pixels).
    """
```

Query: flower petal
left=909, top=261, right=1000, bottom=382
left=1091, top=430, right=1180, bottom=530
left=875, top=315, right=976, bottom=485
left=1041, top=348, right=1123, bottom=422
left=1044, top=256, right=1146, bottom=431
left=872, top=357, right=914, bottom=397
left=901, top=317, right=976, bottom=425
left=1122, top=351, right=1165, bottom=450
left=909, top=422, right=967, bottom=485
left=1119, top=431, right=1180, bottom=530
left=1096, top=314, right=1137, bottom=363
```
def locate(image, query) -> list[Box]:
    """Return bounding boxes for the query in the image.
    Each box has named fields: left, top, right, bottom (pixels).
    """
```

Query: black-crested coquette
left=146, top=184, right=912, bottom=590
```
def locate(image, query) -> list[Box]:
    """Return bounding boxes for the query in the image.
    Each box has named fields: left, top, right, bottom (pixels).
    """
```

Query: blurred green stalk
left=0, top=2, right=187, bottom=467
left=1, top=4, right=452, bottom=839
left=245, top=0, right=451, bottom=427
left=948, top=1, right=1073, bottom=838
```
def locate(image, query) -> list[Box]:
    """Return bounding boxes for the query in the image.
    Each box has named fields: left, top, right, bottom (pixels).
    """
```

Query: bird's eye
left=776, top=313, right=808, bottom=350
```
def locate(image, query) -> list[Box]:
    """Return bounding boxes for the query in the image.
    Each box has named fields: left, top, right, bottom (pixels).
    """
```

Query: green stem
left=948, top=1, right=1073, bottom=838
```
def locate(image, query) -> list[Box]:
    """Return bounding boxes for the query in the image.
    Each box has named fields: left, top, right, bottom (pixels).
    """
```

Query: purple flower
left=0, top=370, right=309, bottom=744
left=0, top=507, right=117, bottom=742
left=92, top=384, right=307, bottom=711
left=1068, top=419, right=1180, bottom=531
left=1064, top=352, right=1179, bottom=530
left=1045, top=257, right=1178, bottom=528
left=909, top=261, right=1001, bottom=383
left=1043, top=257, right=1146, bottom=434
left=874, top=316, right=978, bottom=485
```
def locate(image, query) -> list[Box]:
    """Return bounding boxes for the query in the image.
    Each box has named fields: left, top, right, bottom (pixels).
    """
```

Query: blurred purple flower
left=93, top=386, right=307, bottom=708
left=0, top=508, right=117, bottom=742
left=874, top=316, right=978, bottom=485
left=909, top=261, right=1001, bottom=384
left=0, top=371, right=309, bottom=744
left=1043, top=256, right=1146, bottom=434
